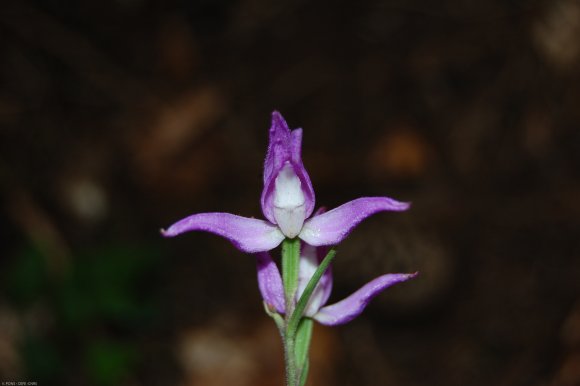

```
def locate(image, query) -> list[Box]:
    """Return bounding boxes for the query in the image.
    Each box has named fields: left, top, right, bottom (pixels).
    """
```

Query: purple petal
left=261, top=112, right=315, bottom=224
left=296, top=244, right=333, bottom=317
left=313, top=272, right=418, bottom=326
left=256, top=252, right=285, bottom=313
left=263, top=111, right=291, bottom=188
left=299, top=197, right=410, bottom=246
left=161, top=213, right=285, bottom=253
left=289, top=128, right=315, bottom=217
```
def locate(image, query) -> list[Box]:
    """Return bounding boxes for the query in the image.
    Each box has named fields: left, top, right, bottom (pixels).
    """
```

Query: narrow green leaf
left=287, top=248, right=336, bottom=339
left=295, top=318, right=313, bottom=374
left=298, top=358, right=310, bottom=386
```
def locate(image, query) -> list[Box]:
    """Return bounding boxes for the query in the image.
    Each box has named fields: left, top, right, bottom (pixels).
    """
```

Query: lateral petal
left=299, top=197, right=410, bottom=246
left=256, top=252, right=286, bottom=313
left=161, top=213, right=285, bottom=253
left=313, top=272, right=418, bottom=326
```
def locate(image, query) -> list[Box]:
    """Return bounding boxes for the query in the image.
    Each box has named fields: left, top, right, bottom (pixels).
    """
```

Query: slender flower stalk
left=163, top=112, right=417, bottom=385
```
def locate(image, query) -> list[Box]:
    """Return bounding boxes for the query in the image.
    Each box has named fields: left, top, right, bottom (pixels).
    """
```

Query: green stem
left=281, top=238, right=301, bottom=315
left=283, top=319, right=313, bottom=386
left=280, top=245, right=336, bottom=386
left=281, top=237, right=300, bottom=386
left=284, top=331, right=297, bottom=386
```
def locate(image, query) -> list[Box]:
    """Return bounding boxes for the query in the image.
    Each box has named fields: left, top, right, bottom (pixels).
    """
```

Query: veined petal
left=256, top=252, right=285, bottom=313
left=313, top=272, right=418, bottom=326
left=296, top=244, right=333, bottom=317
left=263, top=111, right=291, bottom=187
left=299, top=197, right=410, bottom=246
left=161, top=213, right=285, bottom=253
left=289, top=128, right=315, bottom=218
left=261, top=112, right=315, bottom=224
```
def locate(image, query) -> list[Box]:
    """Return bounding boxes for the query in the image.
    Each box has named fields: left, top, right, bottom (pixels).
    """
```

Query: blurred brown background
left=1, top=0, right=579, bottom=385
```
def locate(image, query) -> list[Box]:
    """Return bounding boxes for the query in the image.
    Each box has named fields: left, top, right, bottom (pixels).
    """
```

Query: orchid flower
left=161, top=111, right=409, bottom=252
left=162, top=112, right=417, bottom=386
left=257, top=237, right=417, bottom=326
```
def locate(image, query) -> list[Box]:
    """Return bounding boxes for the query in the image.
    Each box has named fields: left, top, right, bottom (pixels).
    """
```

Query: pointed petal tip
left=160, top=227, right=175, bottom=237
left=402, top=271, right=419, bottom=278
left=397, top=201, right=412, bottom=211
left=385, top=271, right=419, bottom=284
left=398, top=271, right=419, bottom=284
left=271, top=111, right=289, bottom=130
left=383, top=199, right=411, bottom=211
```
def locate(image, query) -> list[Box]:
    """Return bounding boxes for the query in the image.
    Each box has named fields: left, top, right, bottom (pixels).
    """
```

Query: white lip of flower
left=273, top=163, right=306, bottom=238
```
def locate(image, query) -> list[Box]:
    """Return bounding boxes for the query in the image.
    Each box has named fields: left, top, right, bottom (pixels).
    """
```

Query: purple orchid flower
left=256, top=242, right=417, bottom=325
left=161, top=111, right=409, bottom=252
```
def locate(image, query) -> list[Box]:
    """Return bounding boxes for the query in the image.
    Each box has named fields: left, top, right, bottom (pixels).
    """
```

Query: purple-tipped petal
left=299, top=197, right=410, bottom=246
left=161, top=213, right=285, bottom=253
left=263, top=111, right=291, bottom=188
left=313, top=272, right=418, bottom=326
left=261, top=112, right=315, bottom=224
left=256, top=252, right=285, bottom=313
left=289, top=128, right=315, bottom=217
left=296, top=244, right=333, bottom=317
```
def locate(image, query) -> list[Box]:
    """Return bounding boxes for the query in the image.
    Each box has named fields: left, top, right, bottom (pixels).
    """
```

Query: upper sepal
left=261, top=111, right=315, bottom=225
